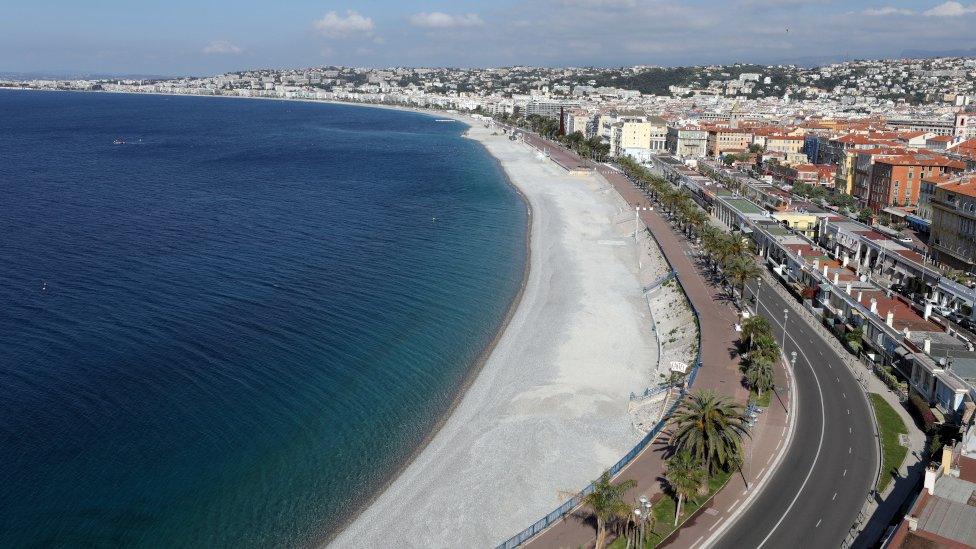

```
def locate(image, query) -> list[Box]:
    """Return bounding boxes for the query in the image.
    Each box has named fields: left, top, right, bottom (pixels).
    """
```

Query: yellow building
left=765, top=135, right=805, bottom=155
left=772, top=211, right=820, bottom=237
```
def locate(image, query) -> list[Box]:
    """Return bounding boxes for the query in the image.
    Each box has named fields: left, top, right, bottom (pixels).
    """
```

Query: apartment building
left=705, top=126, right=753, bottom=157
left=610, top=116, right=668, bottom=160
left=868, top=153, right=967, bottom=212
left=665, top=126, right=708, bottom=158
left=930, top=174, right=976, bottom=270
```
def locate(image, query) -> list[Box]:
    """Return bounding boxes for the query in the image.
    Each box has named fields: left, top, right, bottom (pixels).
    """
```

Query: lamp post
left=754, top=276, right=763, bottom=316
left=781, top=308, right=789, bottom=351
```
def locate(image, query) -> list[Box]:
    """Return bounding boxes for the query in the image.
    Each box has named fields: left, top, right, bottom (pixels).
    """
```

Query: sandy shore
left=329, top=118, right=662, bottom=547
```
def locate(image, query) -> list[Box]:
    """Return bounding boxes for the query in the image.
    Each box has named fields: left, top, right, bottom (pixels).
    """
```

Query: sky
left=2, top=0, right=976, bottom=76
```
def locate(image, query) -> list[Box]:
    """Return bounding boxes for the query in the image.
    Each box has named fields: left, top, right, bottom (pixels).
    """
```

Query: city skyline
left=3, top=0, right=976, bottom=76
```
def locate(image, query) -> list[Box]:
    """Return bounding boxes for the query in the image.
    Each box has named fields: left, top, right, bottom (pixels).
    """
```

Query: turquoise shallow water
left=0, top=90, right=527, bottom=547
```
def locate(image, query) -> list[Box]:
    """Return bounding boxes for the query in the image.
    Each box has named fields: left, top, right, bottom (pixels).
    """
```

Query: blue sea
left=0, top=90, right=527, bottom=547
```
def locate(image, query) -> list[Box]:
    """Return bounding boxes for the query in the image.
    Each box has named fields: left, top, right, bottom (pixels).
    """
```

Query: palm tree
left=745, top=355, right=775, bottom=398
left=669, top=390, right=751, bottom=474
left=726, top=257, right=760, bottom=304
left=740, top=315, right=772, bottom=349
left=582, top=471, right=637, bottom=549
left=665, top=451, right=706, bottom=526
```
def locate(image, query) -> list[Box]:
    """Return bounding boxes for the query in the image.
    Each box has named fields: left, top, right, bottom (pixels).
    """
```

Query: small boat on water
left=434, top=119, right=456, bottom=122
left=113, top=138, right=125, bottom=145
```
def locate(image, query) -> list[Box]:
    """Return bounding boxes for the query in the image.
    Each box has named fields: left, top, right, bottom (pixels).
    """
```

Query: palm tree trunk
left=596, top=517, right=606, bottom=549
left=674, top=494, right=683, bottom=526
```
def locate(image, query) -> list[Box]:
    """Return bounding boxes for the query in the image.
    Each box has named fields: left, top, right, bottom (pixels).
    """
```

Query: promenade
left=519, top=132, right=794, bottom=549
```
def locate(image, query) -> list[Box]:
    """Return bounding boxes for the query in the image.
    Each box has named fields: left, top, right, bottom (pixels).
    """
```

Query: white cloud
left=202, top=40, right=243, bottom=54
left=923, top=1, right=976, bottom=16
left=408, top=12, right=484, bottom=28
left=313, top=10, right=375, bottom=37
left=862, top=6, right=914, bottom=15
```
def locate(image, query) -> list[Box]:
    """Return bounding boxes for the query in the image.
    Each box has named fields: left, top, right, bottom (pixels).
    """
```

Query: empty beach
left=330, top=118, right=663, bottom=547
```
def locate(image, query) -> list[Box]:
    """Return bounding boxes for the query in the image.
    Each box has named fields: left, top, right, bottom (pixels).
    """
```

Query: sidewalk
left=520, top=135, right=793, bottom=549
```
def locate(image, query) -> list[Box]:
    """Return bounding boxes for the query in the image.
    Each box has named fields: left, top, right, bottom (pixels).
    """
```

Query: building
left=523, top=99, right=579, bottom=119
left=564, top=110, right=597, bottom=137
left=868, top=153, right=966, bottom=212
left=610, top=117, right=668, bottom=160
left=666, top=126, right=708, bottom=158
left=765, top=134, right=806, bottom=156
left=930, top=174, right=976, bottom=270
left=886, top=423, right=976, bottom=548
left=705, top=126, right=753, bottom=157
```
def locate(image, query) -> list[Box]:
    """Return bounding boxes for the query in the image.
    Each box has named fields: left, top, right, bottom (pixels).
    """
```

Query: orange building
left=867, top=153, right=966, bottom=212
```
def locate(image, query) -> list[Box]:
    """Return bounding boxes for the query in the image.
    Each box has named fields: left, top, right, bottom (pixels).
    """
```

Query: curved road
left=711, top=279, right=879, bottom=548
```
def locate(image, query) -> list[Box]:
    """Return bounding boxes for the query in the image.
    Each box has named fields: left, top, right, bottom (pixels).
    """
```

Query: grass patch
left=608, top=469, right=734, bottom=549
left=748, top=388, right=772, bottom=408
left=869, top=393, right=909, bottom=493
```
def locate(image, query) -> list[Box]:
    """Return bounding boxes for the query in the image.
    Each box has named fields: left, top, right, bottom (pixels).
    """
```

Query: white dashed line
left=767, top=454, right=775, bottom=465
left=708, top=521, right=719, bottom=532
left=843, top=392, right=847, bottom=399
left=832, top=492, right=837, bottom=501
left=731, top=498, right=741, bottom=508
left=843, top=469, right=847, bottom=477
left=694, top=536, right=704, bottom=546
left=849, top=447, right=852, bottom=454
left=815, top=518, right=822, bottom=528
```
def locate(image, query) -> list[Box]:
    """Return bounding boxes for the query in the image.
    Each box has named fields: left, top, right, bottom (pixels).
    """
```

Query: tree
left=582, top=471, right=637, bottom=549
left=845, top=326, right=864, bottom=352
left=740, top=315, right=772, bottom=349
left=726, top=257, right=760, bottom=304
left=745, top=355, right=775, bottom=397
left=669, top=390, right=751, bottom=473
left=664, top=451, right=706, bottom=526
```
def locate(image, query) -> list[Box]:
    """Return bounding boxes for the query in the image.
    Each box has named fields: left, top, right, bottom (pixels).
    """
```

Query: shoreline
left=331, top=114, right=659, bottom=546
left=12, top=88, right=659, bottom=546
left=318, top=112, right=535, bottom=545
left=10, top=87, right=528, bottom=545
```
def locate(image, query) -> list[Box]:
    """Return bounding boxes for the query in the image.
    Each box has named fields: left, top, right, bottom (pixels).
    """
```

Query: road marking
left=836, top=377, right=840, bottom=382
left=849, top=427, right=852, bottom=434
left=849, top=447, right=852, bottom=454
left=695, top=536, right=704, bottom=545
left=754, top=306, right=828, bottom=549
left=781, top=426, right=787, bottom=436
left=843, top=392, right=847, bottom=399
left=843, top=469, right=847, bottom=477
left=832, top=492, right=837, bottom=501
left=815, top=518, right=822, bottom=528
left=828, top=364, right=832, bottom=369
left=731, top=498, right=741, bottom=509
left=758, top=467, right=767, bottom=477
left=847, top=409, right=850, bottom=415
left=767, top=454, right=775, bottom=465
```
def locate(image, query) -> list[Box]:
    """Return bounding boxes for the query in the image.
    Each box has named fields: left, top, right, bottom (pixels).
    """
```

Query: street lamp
left=782, top=308, right=789, bottom=351
left=754, top=276, right=763, bottom=316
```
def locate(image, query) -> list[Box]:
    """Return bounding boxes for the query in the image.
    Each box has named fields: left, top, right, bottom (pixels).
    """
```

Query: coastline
left=318, top=111, right=535, bottom=545
left=330, top=116, right=660, bottom=546
left=11, top=88, right=661, bottom=546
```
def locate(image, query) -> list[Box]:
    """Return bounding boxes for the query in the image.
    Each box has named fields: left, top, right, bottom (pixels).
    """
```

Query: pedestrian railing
left=629, top=383, right=670, bottom=402
left=496, top=171, right=704, bottom=548
left=643, top=269, right=675, bottom=294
